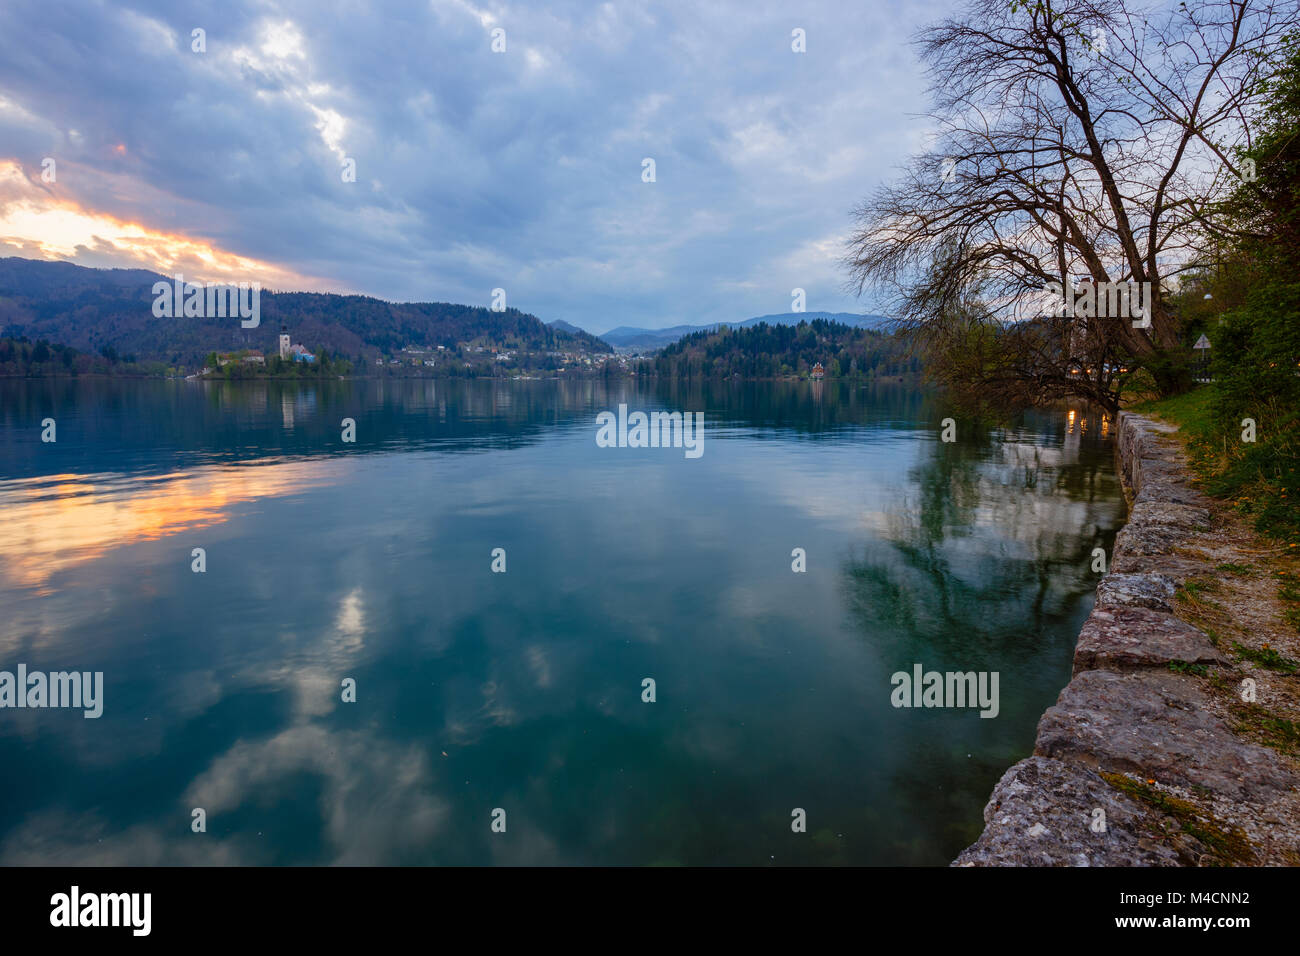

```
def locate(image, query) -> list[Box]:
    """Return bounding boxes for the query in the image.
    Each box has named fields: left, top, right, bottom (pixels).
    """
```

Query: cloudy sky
left=0, top=0, right=947, bottom=332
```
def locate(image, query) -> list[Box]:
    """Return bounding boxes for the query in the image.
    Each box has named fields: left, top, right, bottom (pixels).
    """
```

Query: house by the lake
left=217, top=349, right=265, bottom=367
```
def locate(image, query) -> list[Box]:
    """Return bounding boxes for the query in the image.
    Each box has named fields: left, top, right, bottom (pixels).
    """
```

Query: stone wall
left=953, top=412, right=1298, bottom=866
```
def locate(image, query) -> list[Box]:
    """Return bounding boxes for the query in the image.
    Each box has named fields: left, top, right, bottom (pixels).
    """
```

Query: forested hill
left=647, top=319, right=918, bottom=380
left=0, top=257, right=611, bottom=366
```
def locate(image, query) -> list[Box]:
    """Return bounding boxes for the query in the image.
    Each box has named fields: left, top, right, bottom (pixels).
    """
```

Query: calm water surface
left=0, top=378, right=1124, bottom=865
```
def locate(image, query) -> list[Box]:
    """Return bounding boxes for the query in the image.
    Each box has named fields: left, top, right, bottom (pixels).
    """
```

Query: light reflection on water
left=0, top=379, right=1123, bottom=865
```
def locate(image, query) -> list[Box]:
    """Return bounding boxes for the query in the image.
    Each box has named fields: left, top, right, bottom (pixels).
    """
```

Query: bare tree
left=844, top=0, right=1298, bottom=406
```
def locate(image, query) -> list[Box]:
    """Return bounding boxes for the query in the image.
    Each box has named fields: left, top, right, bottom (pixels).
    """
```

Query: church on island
left=278, top=332, right=315, bottom=363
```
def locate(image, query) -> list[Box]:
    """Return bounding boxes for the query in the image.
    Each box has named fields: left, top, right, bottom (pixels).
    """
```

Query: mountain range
left=1, top=257, right=892, bottom=368
left=0, top=257, right=611, bottom=366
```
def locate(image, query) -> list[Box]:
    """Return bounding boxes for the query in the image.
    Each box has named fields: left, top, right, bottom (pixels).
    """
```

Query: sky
left=0, top=0, right=948, bottom=333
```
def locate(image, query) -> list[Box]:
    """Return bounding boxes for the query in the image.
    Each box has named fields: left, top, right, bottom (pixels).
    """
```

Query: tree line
left=0, top=337, right=164, bottom=376
left=646, top=319, right=920, bottom=380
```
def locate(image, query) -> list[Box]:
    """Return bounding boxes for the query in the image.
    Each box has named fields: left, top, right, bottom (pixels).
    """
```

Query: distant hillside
left=0, top=257, right=611, bottom=368
left=600, top=323, right=726, bottom=350
left=601, top=312, right=891, bottom=350
left=546, top=319, right=586, bottom=335
left=647, top=318, right=917, bottom=380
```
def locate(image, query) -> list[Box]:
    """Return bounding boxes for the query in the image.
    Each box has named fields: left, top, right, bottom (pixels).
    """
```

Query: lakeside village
left=198, top=333, right=647, bottom=381
left=200, top=334, right=834, bottom=383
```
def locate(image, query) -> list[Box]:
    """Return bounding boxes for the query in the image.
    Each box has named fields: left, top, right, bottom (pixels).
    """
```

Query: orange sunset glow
left=0, top=159, right=341, bottom=291
left=0, top=459, right=346, bottom=594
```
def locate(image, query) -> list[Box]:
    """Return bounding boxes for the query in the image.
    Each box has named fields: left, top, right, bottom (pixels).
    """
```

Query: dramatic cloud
left=0, top=0, right=944, bottom=330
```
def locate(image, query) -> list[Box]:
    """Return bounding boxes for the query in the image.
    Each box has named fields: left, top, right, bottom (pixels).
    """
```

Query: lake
left=0, top=378, right=1125, bottom=865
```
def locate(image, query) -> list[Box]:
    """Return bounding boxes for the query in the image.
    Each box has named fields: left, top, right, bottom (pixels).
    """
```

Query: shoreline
left=955, top=412, right=1300, bottom=866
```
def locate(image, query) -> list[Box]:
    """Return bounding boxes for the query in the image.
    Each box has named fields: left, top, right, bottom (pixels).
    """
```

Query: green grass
left=1231, top=640, right=1299, bottom=673
left=1175, top=579, right=1218, bottom=610
left=1230, top=703, right=1300, bottom=756
left=1278, top=571, right=1300, bottom=634
left=1168, top=660, right=1210, bottom=677
left=1134, top=385, right=1300, bottom=546
left=1101, top=772, right=1255, bottom=864
left=1134, top=386, right=1215, bottom=433
left=1215, top=562, right=1252, bottom=575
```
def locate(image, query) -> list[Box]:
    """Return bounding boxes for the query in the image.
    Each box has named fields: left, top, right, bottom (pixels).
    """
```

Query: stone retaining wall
left=953, top=412, right=1299, bottom=866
